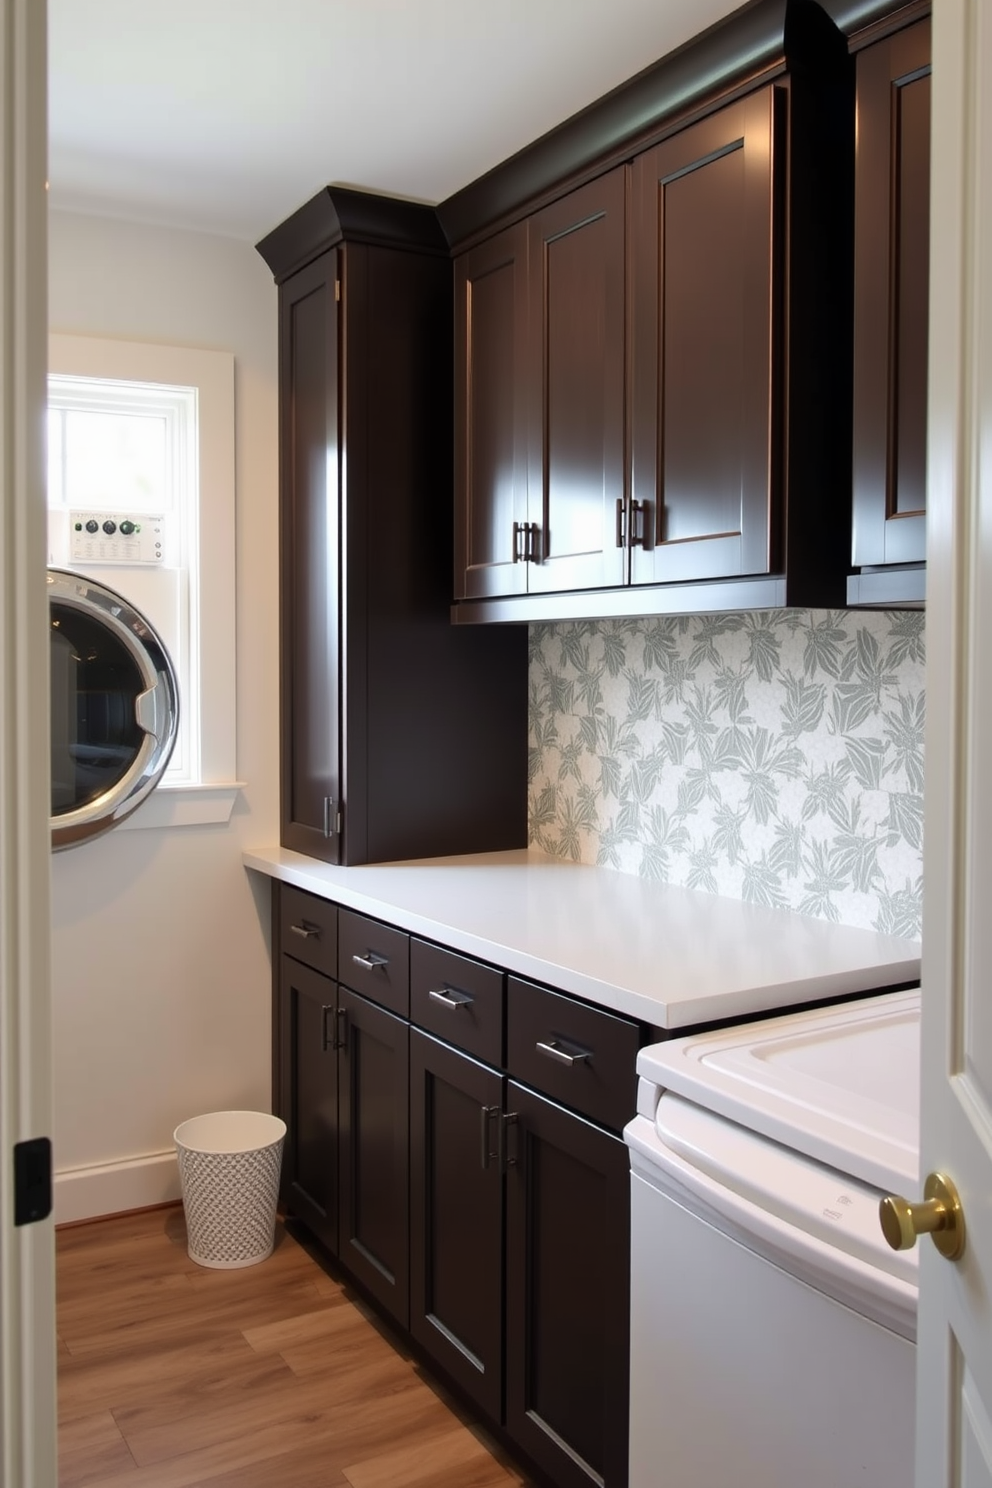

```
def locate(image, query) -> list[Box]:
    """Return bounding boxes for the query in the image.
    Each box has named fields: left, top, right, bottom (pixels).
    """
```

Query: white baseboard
left=55, top=1149, right=180, bottom=1224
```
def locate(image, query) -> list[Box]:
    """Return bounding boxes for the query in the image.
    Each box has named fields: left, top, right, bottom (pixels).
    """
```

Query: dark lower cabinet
left=409, top=1030, right=504, bottom=1421
left=338, top=988, right=410, bottom=1329
left=409, top=1038, right=630, bottom=1488
left=278, top=948, right=410, bottom=1332
left=278, top=955, right=339, bottom=1255
left=505, top=1083, right=630, bottom=1488
left=278, top=888, right=635, bottom=1488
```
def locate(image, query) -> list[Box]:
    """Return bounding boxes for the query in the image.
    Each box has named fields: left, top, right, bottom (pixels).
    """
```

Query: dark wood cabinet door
left=279, top=955, right=338, bottom=1254
left=409, top=1031, right=504, bottom=1421
left=526, top=169, right=627, bottom=595
left=504, top=1082, right=630, bottom=1488
left=337, top=987, right=410, bottom=1328
left=630, top=88, right=781, bottom=586
left=455, top=224, right=530, bottom=600
left=278, top=249, right=341, bottom=863
left=852, top=17, right=931, bottom=569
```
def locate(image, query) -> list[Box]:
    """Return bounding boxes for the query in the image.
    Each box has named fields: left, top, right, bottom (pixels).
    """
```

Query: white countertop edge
left=242, top=845, right=921, bottom=1029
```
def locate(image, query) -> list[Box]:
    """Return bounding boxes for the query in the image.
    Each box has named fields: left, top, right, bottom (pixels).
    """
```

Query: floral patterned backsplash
left=528, top=610, right=925, bottom=936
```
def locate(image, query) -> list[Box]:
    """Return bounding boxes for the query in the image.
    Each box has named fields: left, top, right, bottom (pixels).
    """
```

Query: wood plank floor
left=56, top=1208, right=533, bottom=1488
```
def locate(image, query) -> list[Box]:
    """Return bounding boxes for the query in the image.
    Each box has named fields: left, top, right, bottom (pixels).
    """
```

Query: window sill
left=119, top=782, right=246, bottom=832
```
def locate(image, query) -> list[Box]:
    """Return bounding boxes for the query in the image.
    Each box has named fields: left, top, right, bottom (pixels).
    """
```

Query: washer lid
left=635, top=988, right=920, bottom=1192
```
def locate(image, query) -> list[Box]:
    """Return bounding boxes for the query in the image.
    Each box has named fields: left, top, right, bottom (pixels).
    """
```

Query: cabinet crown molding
left=437, top=0, right=868, bottom=250
left=256, top=184, right=449, bottom=284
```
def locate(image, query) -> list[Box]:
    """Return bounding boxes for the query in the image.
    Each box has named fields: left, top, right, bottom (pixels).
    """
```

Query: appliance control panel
left=68, top=511, right=165, bottom=565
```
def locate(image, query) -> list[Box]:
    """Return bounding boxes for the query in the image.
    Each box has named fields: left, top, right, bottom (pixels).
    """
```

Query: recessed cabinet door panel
left=527, top=169, right=627, bottom=594
left=409, top=1031, right=503, bottom=1420
left=280, top=250, right=341, bottom=862
left=505, top=1082, right=630, bottom=1488
left=852, top=18, right=930, bottom=567
left=338, top=988, right=410, bottom=1328
left=279, top=956, right=338, bottom=1255
left=630, top=90, right=779, bottom=586
left=455, top=224, right=529, bottom=600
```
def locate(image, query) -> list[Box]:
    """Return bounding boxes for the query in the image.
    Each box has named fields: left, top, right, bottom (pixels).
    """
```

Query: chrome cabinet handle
left=333, top=1007, right=347, bottom=1050
left=352, top=951, right=388, bottom=972
left=617, top=499, right=644, bottom=550
left=480, top=1104, right=499, bottom=1169
left=500, top=1111, right=519, bottom=1171
left=290, top=921, right=320, bottom=940
left=536, top=1039, right=591, bottom=1068
left=428, top=986, right=474, bottom=1012
left=321, top=1006, right=346, bottom=1051
left=513, top=521, right=541, bottom=563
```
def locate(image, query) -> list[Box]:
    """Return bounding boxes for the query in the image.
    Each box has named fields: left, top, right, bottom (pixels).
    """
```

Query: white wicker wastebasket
left=174, top=1110, right=286, bottom=1270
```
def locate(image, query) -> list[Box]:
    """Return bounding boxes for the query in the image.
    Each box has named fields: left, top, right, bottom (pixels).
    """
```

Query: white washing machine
left=625, top=989, right=919, bottom=1488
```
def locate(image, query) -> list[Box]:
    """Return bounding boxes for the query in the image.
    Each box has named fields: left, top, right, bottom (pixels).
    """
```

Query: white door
left=0, top=3, right=57, bottom=1486
left=917, top=1, right=992, bottom=1482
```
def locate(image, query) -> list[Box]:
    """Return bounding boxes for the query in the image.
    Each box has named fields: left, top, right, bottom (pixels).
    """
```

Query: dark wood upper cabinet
left=848, top=11, right=931, bottom=605
left=454, top=223, right=529, bottom=602
left=630, top=89, right=780, bottom=587
left=278, top=254, right=342, bottom=860
left=455, top=170, right=626, bottom=602
left=525, top=170, right=627, bottom=595
left=448, top=1, right=856, bottom=624
left=258, top=188, right=528, bottom=865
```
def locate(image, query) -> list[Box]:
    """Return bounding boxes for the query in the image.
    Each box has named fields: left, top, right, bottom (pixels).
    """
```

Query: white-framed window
left=47, top=334, right=242, bottom=828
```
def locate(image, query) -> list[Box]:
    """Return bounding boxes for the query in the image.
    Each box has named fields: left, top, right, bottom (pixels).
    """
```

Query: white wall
left=48, top=209, right=279, bottom=1221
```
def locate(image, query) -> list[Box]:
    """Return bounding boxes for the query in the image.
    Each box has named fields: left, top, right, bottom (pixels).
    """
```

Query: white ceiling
left=48, top=0, right=745, bottom=243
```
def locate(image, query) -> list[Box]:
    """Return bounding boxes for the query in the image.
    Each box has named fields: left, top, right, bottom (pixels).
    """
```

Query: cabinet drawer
left=338, top=909, right=410, bottom=1017
left=411, top=940, right=503, bottom=1066
left=279, top=885, right=338, bottom=978
left=507, top=979, right=639, bottom=1132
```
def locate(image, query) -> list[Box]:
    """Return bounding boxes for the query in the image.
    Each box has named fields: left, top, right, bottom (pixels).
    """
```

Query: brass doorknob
left=879, top=1172, right=965, bottom=1261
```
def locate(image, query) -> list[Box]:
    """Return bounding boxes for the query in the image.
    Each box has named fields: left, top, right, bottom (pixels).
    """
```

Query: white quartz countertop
left=243, top=845, right=920, bottom=1030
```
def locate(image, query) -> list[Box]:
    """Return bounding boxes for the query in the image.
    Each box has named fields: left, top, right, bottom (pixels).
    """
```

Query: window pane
left=63, top=409, right=167, bottom=509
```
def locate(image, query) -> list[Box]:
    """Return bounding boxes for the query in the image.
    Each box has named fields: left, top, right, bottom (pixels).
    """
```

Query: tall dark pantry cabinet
left=256, top=187, right=526, bottom=866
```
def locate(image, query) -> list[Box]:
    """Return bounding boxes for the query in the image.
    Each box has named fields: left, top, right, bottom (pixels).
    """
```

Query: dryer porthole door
left=48, top=568, right=180, bottom=850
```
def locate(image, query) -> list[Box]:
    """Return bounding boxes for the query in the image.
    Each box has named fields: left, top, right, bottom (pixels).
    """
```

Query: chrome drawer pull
left=536, top=1039, right=591, bottom=1068
left=429, top=986, right=474, bottom=1012
left=290, top=921, right=320, bottom=940
left=352, top=951, right=389, bottom=972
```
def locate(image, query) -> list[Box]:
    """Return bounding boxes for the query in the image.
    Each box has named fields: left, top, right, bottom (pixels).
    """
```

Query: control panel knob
left=102, top=519, right=117, bottom=535
left=119, top=520, right=135, bottom=536
left=85, top=519, right=99, bottom=533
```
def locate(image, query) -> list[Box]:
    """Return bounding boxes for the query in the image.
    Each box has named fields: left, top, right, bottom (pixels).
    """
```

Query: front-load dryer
left=48, top=567, right=179, bottom=849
